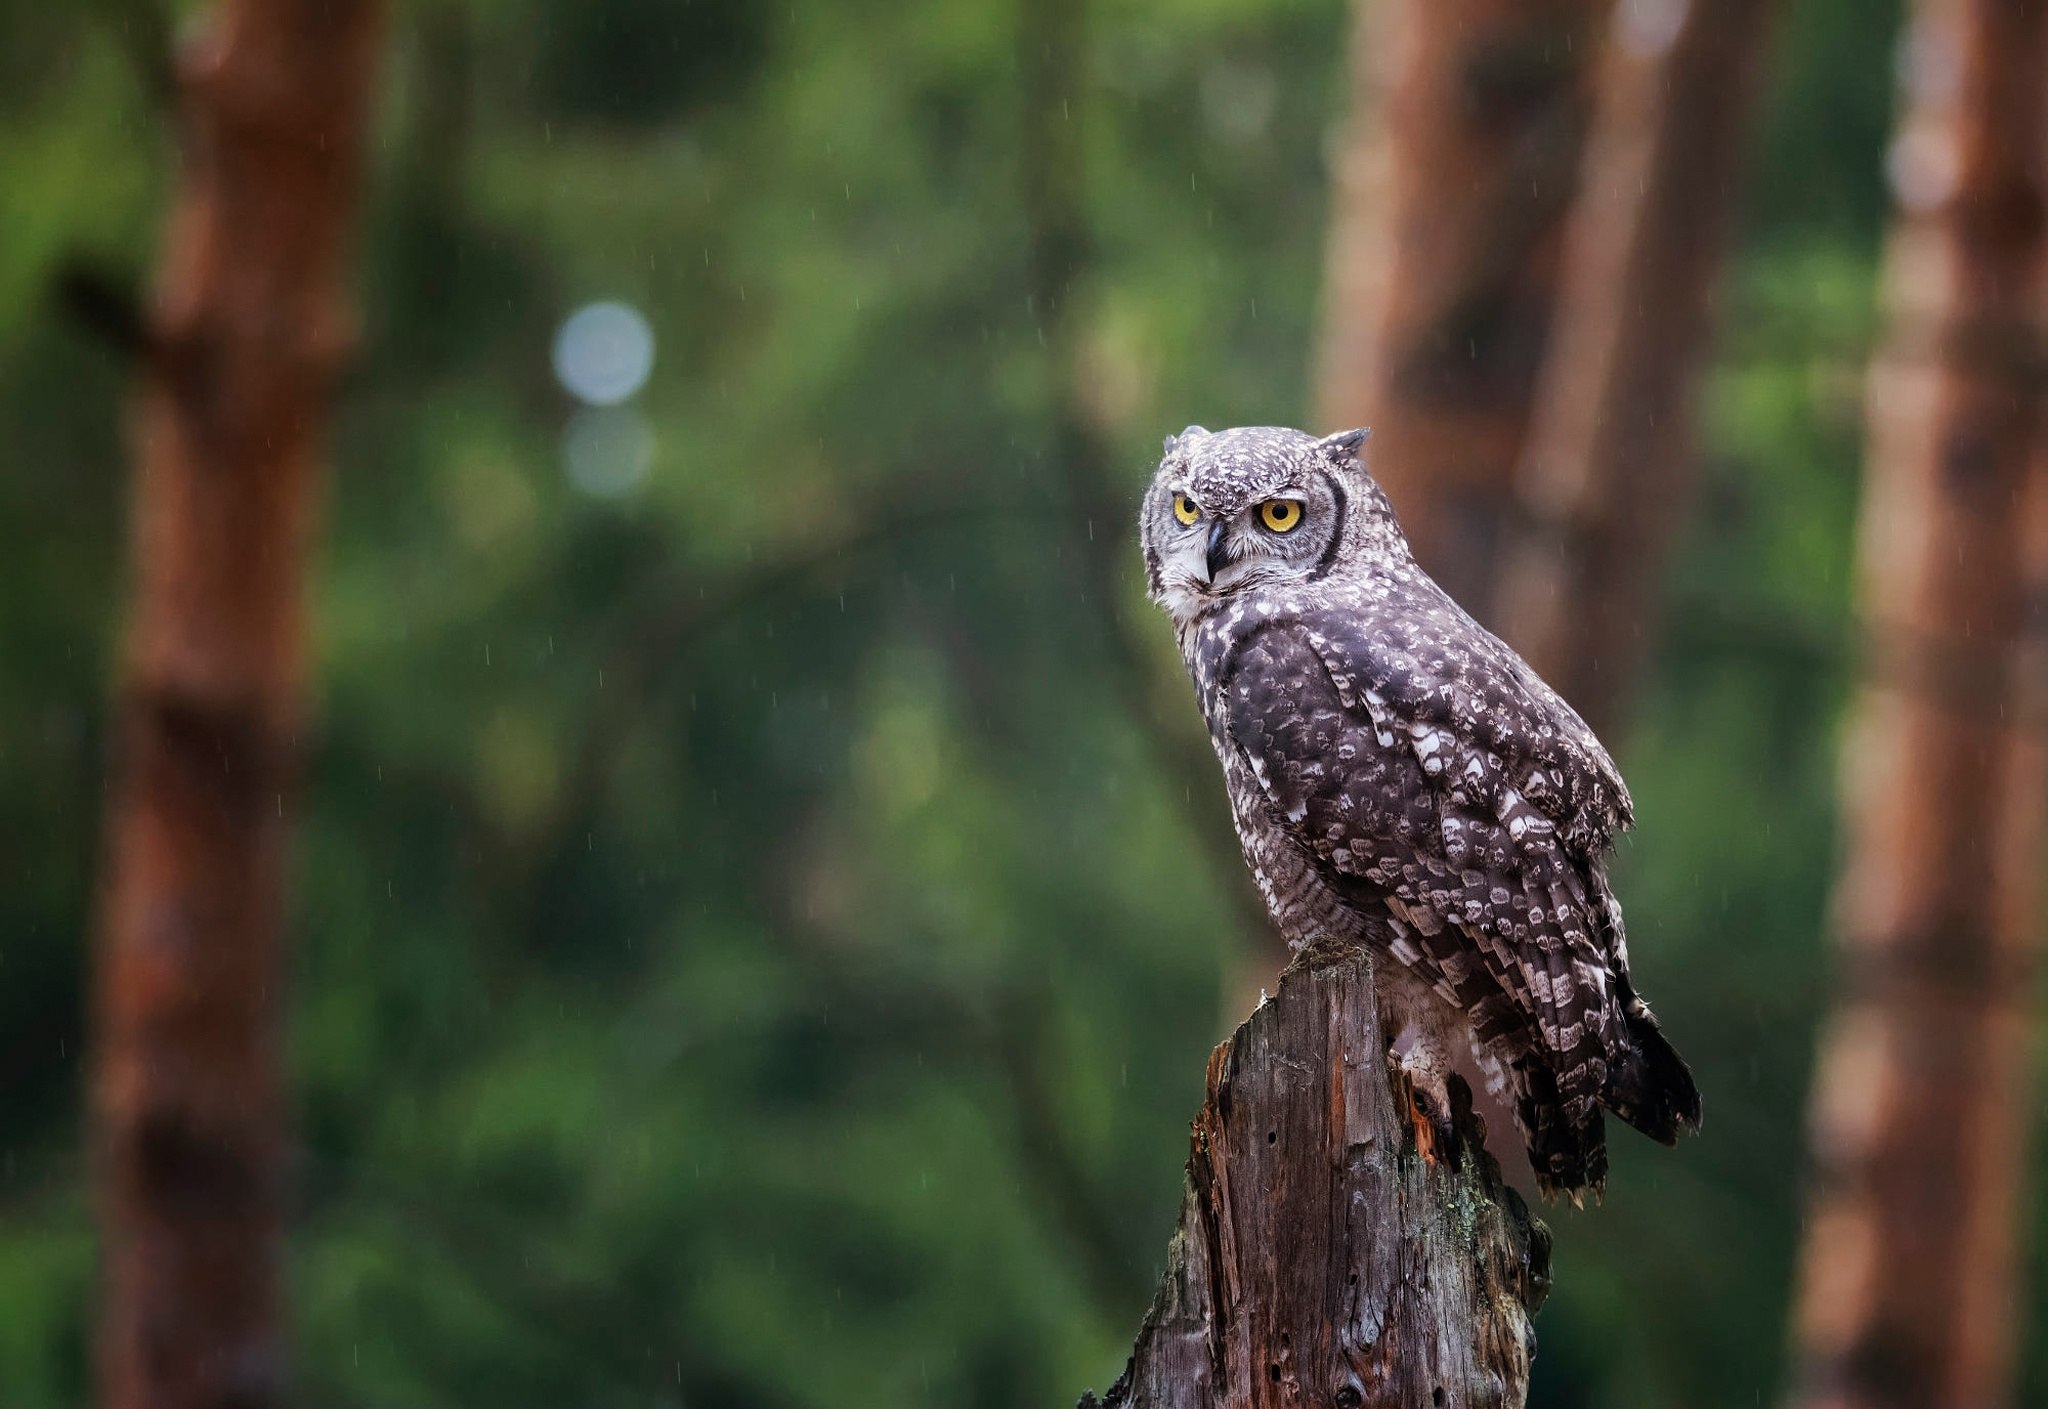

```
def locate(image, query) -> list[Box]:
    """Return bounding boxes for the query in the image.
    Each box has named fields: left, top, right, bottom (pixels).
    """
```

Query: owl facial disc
left=1138, top=424, right=1382, bottom=625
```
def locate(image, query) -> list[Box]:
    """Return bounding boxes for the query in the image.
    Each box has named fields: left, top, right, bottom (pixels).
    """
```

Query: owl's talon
left=1410, top=1084, right=1459, bottom=1171
left=1394, top=1059, right=1461, bottom=1172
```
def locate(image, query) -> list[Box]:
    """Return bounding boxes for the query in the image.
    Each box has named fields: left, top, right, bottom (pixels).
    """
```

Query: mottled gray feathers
left=1142, top=424, right=1698, bottom=1197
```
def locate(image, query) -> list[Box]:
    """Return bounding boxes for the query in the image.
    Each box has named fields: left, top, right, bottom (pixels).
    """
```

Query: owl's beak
left=1204, top=519, right=1229, bottom=582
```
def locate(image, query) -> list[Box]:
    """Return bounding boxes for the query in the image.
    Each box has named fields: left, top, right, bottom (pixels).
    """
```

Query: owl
left=1139, top=424, right=1699, bottom=1197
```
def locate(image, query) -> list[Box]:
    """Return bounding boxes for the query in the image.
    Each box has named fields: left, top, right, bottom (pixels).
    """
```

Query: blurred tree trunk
left=92, top=5, right=384, bottom=1409
left=1787, top=2, right=2048, bottom=1406
left=1314, top=0, right=1607, bottom=609
left=1081, top=949, right=1550, bottom=1409
left=1490, top=0, right=1775, bottom=737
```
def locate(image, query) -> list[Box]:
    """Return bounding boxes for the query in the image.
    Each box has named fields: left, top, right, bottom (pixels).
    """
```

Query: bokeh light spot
left=552, top=301, right=655, bottom=406
left=562, top=406, right=655, bottom=498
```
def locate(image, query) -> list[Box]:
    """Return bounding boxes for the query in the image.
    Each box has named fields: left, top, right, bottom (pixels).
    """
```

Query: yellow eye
left=1172, top=492, right=1200, bottom=526
left=1260, top=499, right=1303, bottom=533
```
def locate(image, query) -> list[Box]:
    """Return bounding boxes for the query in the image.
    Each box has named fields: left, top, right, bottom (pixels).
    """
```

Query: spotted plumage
left=1140, top=425, right=1699, bottom=1196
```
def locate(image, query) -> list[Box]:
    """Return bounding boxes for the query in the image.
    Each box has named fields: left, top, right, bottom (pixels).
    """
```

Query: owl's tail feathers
left=1517, top=1003, right=1697, bottom=1198
left=1514, top=1060, right=1609, bottom=1201
left=1605, top=1003, right=1702, bottom=1146
left=1528, top=1110, right=1607, bottom=1204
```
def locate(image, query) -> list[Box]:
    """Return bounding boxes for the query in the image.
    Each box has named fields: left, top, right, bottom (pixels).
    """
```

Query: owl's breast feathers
left=1192, top=587, right=1699, bottom=1196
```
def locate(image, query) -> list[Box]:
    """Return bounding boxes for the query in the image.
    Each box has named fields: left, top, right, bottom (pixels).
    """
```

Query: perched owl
left=1140, top=424, right=1699, bottom=1197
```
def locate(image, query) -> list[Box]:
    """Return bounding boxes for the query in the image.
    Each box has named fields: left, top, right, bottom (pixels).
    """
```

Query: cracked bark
left=1081, top=949, right=1550, bottom=1409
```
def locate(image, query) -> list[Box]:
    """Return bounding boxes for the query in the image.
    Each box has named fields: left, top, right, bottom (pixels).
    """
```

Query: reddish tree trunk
left=1787, top=2, right=2048, bottom=1406
left=1491, top=0, right=1775, bottom=737
left=1314, top=0, right=1607, bottom=610
left=91, top=5, right=384, bottom=1408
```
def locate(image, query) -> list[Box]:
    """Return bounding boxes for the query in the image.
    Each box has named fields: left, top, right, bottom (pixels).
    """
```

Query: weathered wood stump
left=1084, top=948, right=1550, bottom=1409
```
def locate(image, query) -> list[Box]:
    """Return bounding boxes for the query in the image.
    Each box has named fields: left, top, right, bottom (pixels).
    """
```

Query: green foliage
left=2, top=1, right=2035, bottom=1407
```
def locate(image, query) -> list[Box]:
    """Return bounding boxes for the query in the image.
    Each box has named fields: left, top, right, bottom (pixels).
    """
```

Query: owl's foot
left=1393, top=1050, right=1461, bottom=1173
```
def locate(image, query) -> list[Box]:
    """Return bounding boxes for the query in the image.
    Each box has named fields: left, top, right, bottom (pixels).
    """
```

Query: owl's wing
left=1217, top=610, right=1646, bottom=1138
left=1300, top=595, right=1635, bottom=856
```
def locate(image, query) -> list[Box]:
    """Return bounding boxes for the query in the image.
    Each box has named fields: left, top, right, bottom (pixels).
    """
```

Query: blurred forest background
left=6, top=0, right=2046, bottom=1406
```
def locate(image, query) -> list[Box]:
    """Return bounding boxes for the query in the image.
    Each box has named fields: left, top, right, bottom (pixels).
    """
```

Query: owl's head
left=1139, top=424, right=1404, bottom=624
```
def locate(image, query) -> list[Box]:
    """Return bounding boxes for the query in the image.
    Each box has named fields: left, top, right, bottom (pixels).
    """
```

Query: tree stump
left=1084, top=948, right=1550, bottom=1409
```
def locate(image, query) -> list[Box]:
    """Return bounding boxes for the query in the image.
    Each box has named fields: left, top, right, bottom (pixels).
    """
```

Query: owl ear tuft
left=1319, top=427, right=1370, bottom=465
left=1162, top=424, right=1210, bottom=458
